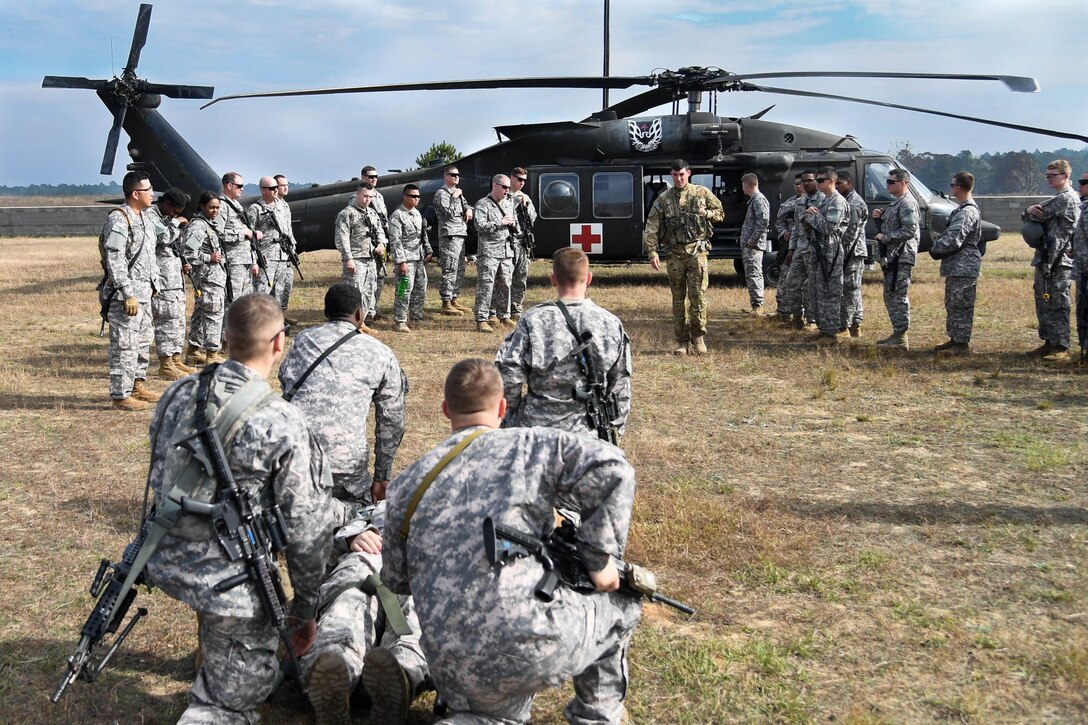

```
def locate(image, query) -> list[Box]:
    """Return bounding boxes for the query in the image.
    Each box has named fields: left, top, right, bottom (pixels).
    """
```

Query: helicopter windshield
left=864, top=160, right=937, bottom=204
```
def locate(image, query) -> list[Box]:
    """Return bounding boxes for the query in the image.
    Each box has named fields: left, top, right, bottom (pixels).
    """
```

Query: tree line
left=893, top=146, right=1088, bottom=195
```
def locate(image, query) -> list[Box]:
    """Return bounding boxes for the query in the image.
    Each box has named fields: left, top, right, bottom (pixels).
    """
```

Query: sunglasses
left=1045, top=172, right=1067, bottom=178
left=498, top=184, right=510, bottom=190
left=404, top=194, right=421, bottom=198
left=261, top=186, right=277, bottom=190
left=815, top=177, right=830, bottom=183
left=514, top=177, right=528, bottom=183
left=886, top=179, right=902, bottom=185
left=1079, top=179, right=1088, bottom=186
left=365, top=175, right=378, bottom=179
left=446, top=172, right=460, bottom=177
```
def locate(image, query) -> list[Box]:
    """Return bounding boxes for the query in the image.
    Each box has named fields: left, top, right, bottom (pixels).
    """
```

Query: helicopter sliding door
left=530, top=165, right=645, bottom=261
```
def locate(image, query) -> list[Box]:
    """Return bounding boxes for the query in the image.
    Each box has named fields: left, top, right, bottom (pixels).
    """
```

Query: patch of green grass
left=986, top=431, right=1077, bottom=471
left=856, top=550, right=890, bottom=570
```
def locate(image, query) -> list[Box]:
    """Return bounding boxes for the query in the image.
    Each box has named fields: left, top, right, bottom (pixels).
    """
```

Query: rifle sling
left=399, top=428, right=488, bottom=539
left=317, top=572, right=412, bottom=636
left=282, top=328, right=362, bottom=402
left=554, top=300, right=599, bottom=399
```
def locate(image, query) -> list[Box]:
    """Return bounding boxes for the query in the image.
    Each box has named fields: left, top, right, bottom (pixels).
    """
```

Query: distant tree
left=415, top=141, right=460, bottom=170
left=991, top=151, right=1042, bottom=195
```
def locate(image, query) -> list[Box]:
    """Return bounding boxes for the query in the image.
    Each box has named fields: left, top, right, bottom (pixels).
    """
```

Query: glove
left=124, top=296, right=139, bottom=316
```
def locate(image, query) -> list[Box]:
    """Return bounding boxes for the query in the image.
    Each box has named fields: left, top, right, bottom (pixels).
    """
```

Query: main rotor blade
left=592, top=87, right=676, bottom=120
left=42, top=76, right=108, bottom=90
left=125, top=4, right=153, bottom=74
left=100, top=103, right=128, bottom=175
left=747, top=83, right=1088, bottom=144
left=724, top=71, right=1039, bottom=93
left=201, top=76, right=654, bottom=109
left=143, top=82, right=215, bottom=100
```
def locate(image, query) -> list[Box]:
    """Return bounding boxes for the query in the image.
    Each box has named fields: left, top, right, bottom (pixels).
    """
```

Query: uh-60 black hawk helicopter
left=45, top=3, right=1088, bottom=280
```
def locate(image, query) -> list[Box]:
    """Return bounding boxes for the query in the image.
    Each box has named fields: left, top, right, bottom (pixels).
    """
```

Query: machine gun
left=555, top=301, right=619, bottom=445
left=483, top=516, right=695, bottom=616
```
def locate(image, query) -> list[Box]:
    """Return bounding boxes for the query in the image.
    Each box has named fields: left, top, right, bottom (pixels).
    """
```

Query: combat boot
left=205, top=349, right=228, bottom=364
left=487, top=315, right=500, bottom=328
left=949, top=343, right=971, bottom=355
left=451, top=297, right=470, bottom=313
left=184, top=345, right=207, bottom=367
left=1030, top=341, right=1058, bottom=357
left=849, top=323, right=861, bottom=338
left=132, top=379, right=161, bottom=403
left=360, top=647, right=410, bottom=725
left=112, top=396, right=148, bottom=411
left=815, top=332, right=839, bottom=347
left=308, top=651, right=351, bottom=725
left=476, top=321, right=494, bottom=333
left=673, top=340, right=688, bottom=356
left=791, top=314, right=804, bottom=330
left=750, top=304, right=764, bottom=317
left=690, top=336, right=708, bottom=355
left=157, top=355, right=185, bottom=381
left=499, top=317, right=516, bottom=329
left=876, top=331, right=909, bottom=350
left=511, top=313, right=521, bottom=322
left=172, top=353, right=197, bottom=374
left=1043, top=347, right=1071, bottom=363
left=358, top=321, right=375, bottom=335
left=440, top=300, right=463, bottom=316
left=392, top=322, right=411, bottom=333
left=283, top=314, right=300, bottom=326
left=933, top=339, right=957, bottom=352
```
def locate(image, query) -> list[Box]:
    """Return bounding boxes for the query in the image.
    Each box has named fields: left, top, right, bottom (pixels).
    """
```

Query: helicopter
left=44, top=4, right=1088, bottom=280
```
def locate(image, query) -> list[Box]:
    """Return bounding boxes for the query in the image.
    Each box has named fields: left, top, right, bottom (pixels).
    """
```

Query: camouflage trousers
left=882, top=261, right=914, bottom=334
left=374, top=256, right=388, bottom=311
left=439, top=235, right=467, bottom=302
left=510, top=240, right=531, bottom=315
left=300, top=552, right=428, bottom=696
left=944, top=275, right=978, bottom=344
left=741, top=246, right=765, bottom=307
left=343, top=259, right=377, bottom=320
left=841, top=256, right=865, bottom=329
left=1076, top=273, right=1088, bottom=352
left=810, top=247, right=843, bottom=335
left=665, top=251, right=709, bottom=343
left=393, top=260, right=428, bottom=323
left=108, top=295, right=153, bottom=399
left=178, top=613, right=279, bottom=725
left=475, top=254, right=512, bottom=322
left=431, top=591, right=642, bottom=724
left=152, top=288, right=186, bottom=357
left=1034, top=266, right=1072, bottom=349
left=272, top=257, right=295, bottom=311
left=776, top=249, right=814, bottom=322
left=226, top=263, right=256, bottom=302
left=188, top=284, right=226, bottom=352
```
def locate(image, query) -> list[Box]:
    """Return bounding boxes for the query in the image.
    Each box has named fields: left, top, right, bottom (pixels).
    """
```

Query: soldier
left=382, top=358, right=642, bottom=724
left=802, top=167, right=849, bottom=346
left=362, top=166, right=390, bottom=323
left=777, top=171, right=823, bottom=330
left=144, top=293, right=342, bottom=724
left=835, top=171, right=869, bottom=337
left=216, top=172, right=262, bottom=301
left=496, top=247, right=631, bottom=440
left=507, top=167, right=538, bottom=320
left=279, top=283, right=406, bottom=507
left=872, top=168, right=920, bottom=349
left=183, top=192, right=227, bottom=367
left=387, top=184, right=434, bottom=333
left=1072, top=172, right=1088, bottom=363
left=1025, top=159, right=1081, bottom=361
left=929, top=171, right=983, bottom=354
left=334, top=183, right=386, bottom=331
left=244, top=177, right=283, bottom=298
left=147, top=187, right=196, bottom=381
left=738, top=173, right=771, bottom=315
left=99, top=170, right=160, bottom=411
left=434, top=165, right=474, bottom=316
left=473, top=174, right=517, bottom=332
left=644, top=159, right=725, bottom=355
left=273, top=174, right=300, bottom=325
left=773, top=175, right=805, bottom=323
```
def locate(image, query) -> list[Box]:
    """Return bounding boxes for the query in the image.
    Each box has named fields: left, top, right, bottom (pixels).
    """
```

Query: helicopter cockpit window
left=592, top=172, right=634, bottom=219
left=539, top=173, right=580, bottom=219
left=863, top=162, right=895, bottom=204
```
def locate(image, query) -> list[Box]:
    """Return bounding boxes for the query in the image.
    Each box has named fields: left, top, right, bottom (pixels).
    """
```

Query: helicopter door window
left=539, top=173, right=580, bottom=219
left=863, top=161, right=895, bottom=204
left=592, top=172, right=634, bottom=219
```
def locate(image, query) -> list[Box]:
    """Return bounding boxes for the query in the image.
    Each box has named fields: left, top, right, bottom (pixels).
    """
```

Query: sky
left=1, top=0, right=1085, bottom=186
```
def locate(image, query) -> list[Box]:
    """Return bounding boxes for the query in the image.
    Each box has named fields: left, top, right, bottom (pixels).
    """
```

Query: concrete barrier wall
left=974, top=196, right=1049, bottom=232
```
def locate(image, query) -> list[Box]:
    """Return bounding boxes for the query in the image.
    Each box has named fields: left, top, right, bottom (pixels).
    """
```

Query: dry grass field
left=2, top=233, right=1087, bottom=724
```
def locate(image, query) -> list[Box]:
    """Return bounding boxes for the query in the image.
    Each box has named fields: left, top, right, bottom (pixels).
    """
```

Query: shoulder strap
left=398, top=428, right=488, bottom=539
left=282, top=328, right=362, bottom=402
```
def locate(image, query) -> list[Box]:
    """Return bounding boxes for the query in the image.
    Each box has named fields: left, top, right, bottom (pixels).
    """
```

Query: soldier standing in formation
left=496, top=247, right=631, bottom=440
left=773, top=175, right=805, bottom=323
left=835, top=171, right=869, bottom=338
left=507, top=167, right=538, bottom=320
left=100, top=170, right=160, bottom=411
left=361, top=166, right=390, bottom=323
left=434, top=165, right=473, bottom=317
left=387, top=184, right=434, bottom=333
left=778, top=171, right=823, bottom=331
left=1072, top=172, right=1088, bottom=363
left=334, top=183, right=386, bottom=332
left=183, top=193, right=228, bottom=367
left=244, top=177, right=284, bottom=297
left=872, top=168, right=920, bottom=350
left=803, top=167, right=849, bottom=346
left=382, top=359, right=642, bottom=724
left=929, top=171, right=983, bottom=354
left=473, top=174, right=517, bottom=332
left=146, top=187, right=196, bottom=381
left=216, top=172, right=262, bottom=301
left=644, top=159, right=725, bottom=355
left=273, top=174, right=300, bottom=325
left=738, top=172, right=771, bottom=315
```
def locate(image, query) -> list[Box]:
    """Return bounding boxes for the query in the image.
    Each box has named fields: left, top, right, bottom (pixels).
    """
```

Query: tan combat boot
left=487, top=315, right=500, bottom=327
left=499, top=317, right=516, bottom=329
left=849, top=323, right=861, bottom=338
left=673, top=340, right=688, bottom=356
left=205, top=349, right=228, bottom=364
left=690, top=336, right=708, bottom=355
left=112, top=396, right=148, bottom=411
left=360, top=647, right=411, bottom=725
left=172, top=353, right=197, bottom=374
left=440, top=300, right=463, bottom=316
left=132, top=379, right=161, bottom=403
left=157, top=355, right=185, bottom=381
left=876, top=331, right=909, bottom=350
left=815, top=332, right=839, bottom=347
left=451, top=297, right=470, bottom=313
left=750, top=304, right=764, bottom=317
left=933, top=339, right=957, bottom=352
left=184, top=345, right=207, bottom=367
left=392, top=322, right=411, bottom=333
left=476, top=321, right=494, bottom=333
left=307, top=651, right=351, bottom=725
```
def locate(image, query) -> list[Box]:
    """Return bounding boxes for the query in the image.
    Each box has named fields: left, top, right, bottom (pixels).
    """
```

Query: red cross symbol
left=570, top=223, right=602, bottom=254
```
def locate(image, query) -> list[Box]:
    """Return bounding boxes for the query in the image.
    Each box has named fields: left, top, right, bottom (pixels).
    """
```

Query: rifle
left=483, top=515, right=695, bottom=616
left=514, top=198, right=536, bottom=256
left=262, top=206, right=304, bottom=281
left=364, top=210, right=386, bottom=280
left=555, top=301, right=619, bottom=445
left=251, top=241, right=273, bottom=290
left=170, top=238, right=202, bottom=299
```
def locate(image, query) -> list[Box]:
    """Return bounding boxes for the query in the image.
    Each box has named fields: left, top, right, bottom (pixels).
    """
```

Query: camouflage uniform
left=474, top=194, right=516, bottom=323
left=803, top=190, right=849, bottom=335
left=370, top=191, right=391, bottom=313
left=183, top=215, right=228, bottom=353
left=739, top=190, right=771, bottom=308
left=777, top=191, right=824, bottom=323
left=496, top=299, right=632, bottom=438
left=383, top=426, right=642, bottom=724
left=930, top=199, right=982, bottom=344
left=877, top=194, right=920, bottom=334
left=1072, top=199, right=1088, bottom=352
left=271, top=197, right=297, bottom=312
left=278, top=319, right=407, bottom=505
left=388, top=204, right=433, bottom=324
left=144, top=360, right=342, bottom=724
left=216, top=195, right=256, bottom=300
left=244, top=199, right=285, bottom=298
left=334, top=199, right=386, bottom=321
left=101, top=206, right=157, bottom=399
left=147, top=204, right=187, bottom=357
left=773, top=194, right=802, bottom=320
left=434, top=185, right=471, bottom=303
left=643, top=183, right=725, bottom=344
left=841, top=190, right=869, bottom=330
left=509, top=193, right=538, bottom=316
left=1031, top=187, right=1080, bottom=350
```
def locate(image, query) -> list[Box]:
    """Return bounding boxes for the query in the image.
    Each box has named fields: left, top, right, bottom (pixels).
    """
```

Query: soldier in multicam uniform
left=473, top=174, right=517, bottom=332
left=496, top=247, right=631, bottom=439
left=362, top=166, right=390, bottom=323
left=183, top=192, right=227, bottom=367
left=872, top=168, right=920, bottom=350
left=738, top=173, right=771, bottom=315
left=1071, top=172, right=1088, bottom=364
left=434, top=165, right=473, bottom=316
left=777, top=171, right=823, bottom=330
left=929, top=171, right=983, bottom=355
left=383, top=359, right=642, bottom=724
left=272, top=174, right=300, bottom=325
left=507, top=167, right=538, bottom=320
left=147, top=187, right=196, bottom=381
left=388, top=184, right=434, bottom=333
left=100, top=170, right=160, bottom=411
left=773, top=175, right=805, bottom=322
left=1025, top=159, right=1081, bottom=361
left=145, top=294, right=344, bottom=725
left=216, top=172, right=262, bottom=301
left=644, top=159, right=725, bottom=355
left=245, top=176, right=288, bottom=302
left=802, top=167, right=849, bottom=346
left=334, top=183, right=386, bottom=332
left=835, top=171, right=869, bottom=338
